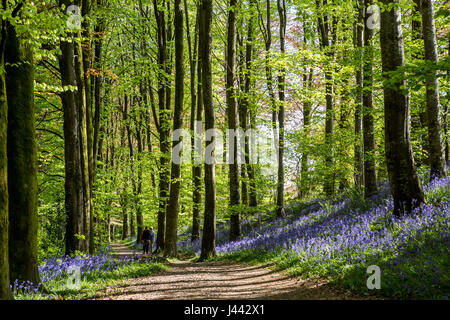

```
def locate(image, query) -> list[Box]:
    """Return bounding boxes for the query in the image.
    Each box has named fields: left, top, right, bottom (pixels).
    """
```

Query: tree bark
left=199, top=0, right=216, bottom=261
left=244, top=0, right=257, bottom=208
left=421, top=0, right=447, bottom=178
left=317, top=0, right=335, bottom=197
left=164, top=0, right=184, bottom=257
left=191, top=5, right=202, bottom=242
left=226, top=0, right=241, bottom=241
left=380, top=0, right=425, bottom=216
left=362, top=0, right=377, bottom=196
left=5, top=16, right=40, bottom=284
left=353, top=0, right=364, bottom=188
left=0, top=14, right=13, bottom=299
left=153, top=0, right=170, bottom=253
left=276, top=0, right=286, bottom=216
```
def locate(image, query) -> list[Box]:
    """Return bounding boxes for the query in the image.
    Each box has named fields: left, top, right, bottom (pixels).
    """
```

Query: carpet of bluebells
left=179, top=176, right=450, bottom=299
left=11, top=246, right=164, bottom=300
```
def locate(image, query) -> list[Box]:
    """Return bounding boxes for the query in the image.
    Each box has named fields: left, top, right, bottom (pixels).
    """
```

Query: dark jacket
left=142, top=229, right=151, bottom=241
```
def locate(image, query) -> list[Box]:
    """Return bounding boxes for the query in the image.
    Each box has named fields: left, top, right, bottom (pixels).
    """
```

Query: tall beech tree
left=316, top=0, right=336, bottom=197
left=164, top=0, right=184, bottom=257
left=244, top=0, right=258, bottom=208
left=59, top=0, right=92, bottom=254
left=276, top=0, right=286, bottom=217
left=380, top=0, right=425, bottom=216
left=199, top=0, right=216, bottom=261
left=421, top=0, right=446, bottom=179
left=5, top=3, right=40, bottom=285
left=353, top=0, right=364, bottom=188
left=0, top=7, right=12, bottom=299
left=153, top=0, right=171, bottom=253
left=362, top=0, right=377, bottom=196
left=226, top=0, right=241, bottom=241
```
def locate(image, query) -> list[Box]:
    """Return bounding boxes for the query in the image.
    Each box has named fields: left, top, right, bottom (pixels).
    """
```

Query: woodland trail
left=93, top=242, right=374, bottom=300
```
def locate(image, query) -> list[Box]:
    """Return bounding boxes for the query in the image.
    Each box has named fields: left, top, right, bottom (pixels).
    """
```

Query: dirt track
left=94, top=243, right=373, bottom=300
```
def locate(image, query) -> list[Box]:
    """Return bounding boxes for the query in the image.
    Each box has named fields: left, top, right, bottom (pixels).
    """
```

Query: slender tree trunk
left=380, top=0, right=425, bottom=216
left=60, top=34, right=85, bottom=255
left=354, top=0, right=364, bottom=188
left=153, top=0, right=170, bottom=253
left=444, top=39, right=449, bottom=163
left=421, top=0, right=446, bottom=178
left=164, top=0, right=184, bottom=257
left=317, top=0, right=335, bottom=197
left=5, top=16, right=40, bottom=284
left=301, top=66, right=313, bottom=197
left=260, top=0, right=278, bottom=201
left=93, top=0, right=106, bottom=178
left=244, top=1, right=257, bottom=208
left=199, top=0, right=216, bottom=261
left=238, top=35, right=248, bottom=207
left=411, top=0, right=428, bottom=168
left=81, top=0, right=95, bottom=255
left=362, top=0, right=377, bottom=196
left=190, top=5, right=202, bottom=242
left=276, top=0, right=286, bottom=216
left=226, top=0, right=241, bottom=241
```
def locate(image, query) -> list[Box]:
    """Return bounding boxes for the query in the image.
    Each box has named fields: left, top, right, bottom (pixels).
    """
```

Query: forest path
left=109, top=242, right=140, bottom=257
left=94, top=242, right=372, bottom=300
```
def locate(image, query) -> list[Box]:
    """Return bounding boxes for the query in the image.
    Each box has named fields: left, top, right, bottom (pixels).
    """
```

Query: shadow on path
left=94, top=243, right=374, bottom=300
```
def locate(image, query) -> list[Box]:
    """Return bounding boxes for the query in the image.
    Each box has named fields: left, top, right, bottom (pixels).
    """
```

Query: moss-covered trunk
left=0, top=17, right=13, bottom=299
left=5, top=19, right=40, bottom=285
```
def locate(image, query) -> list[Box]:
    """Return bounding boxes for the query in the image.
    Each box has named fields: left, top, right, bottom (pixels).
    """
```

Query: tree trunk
left=421, top=0, right=446, bottom=178
left=244, top=1, right=257, bottom=208
left=59, top=30, right=85, bottom=255
left=153, top=0, right=170, bottom=253
left=199, top=0, right=216, bottom=261
left=301, top=65, right=313, bottom=197
left=164, top=0, right=184, bottom=257
left=191, top=5, right=202, bottom=242
left=362, top=0, right=377, bottom=196
left=276, top=0, right=286, bottom=216
left=261, top=0, right=278, bottom=201
left=380, top=0, right=425, bottom=216
left=354, top=0, right=364, bottom=188
left=238, top=34, right=248, bottom=207
left=226, top=0, right=241, bottom=241
left=317, top=0, right=335, bottom=197
left=0, top=16, right=13, bottom=299
left=5, top=17, right=40, bottom=284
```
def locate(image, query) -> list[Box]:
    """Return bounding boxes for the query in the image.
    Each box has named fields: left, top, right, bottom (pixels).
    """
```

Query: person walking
left=149, top=227, right=155, bottom=254
left=142, top=226, right=151, bottom=255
